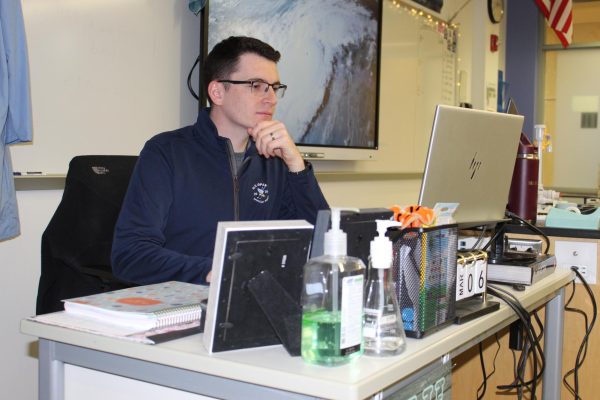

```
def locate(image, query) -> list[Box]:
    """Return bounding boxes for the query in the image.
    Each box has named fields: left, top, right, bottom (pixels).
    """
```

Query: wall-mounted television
left=200, top=0, right=382, bottom=160
left=412, top=0, right=443, bottom=13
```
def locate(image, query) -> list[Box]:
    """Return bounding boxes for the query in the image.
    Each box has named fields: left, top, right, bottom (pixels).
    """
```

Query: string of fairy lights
left=386, top=0, right=459, bottom=53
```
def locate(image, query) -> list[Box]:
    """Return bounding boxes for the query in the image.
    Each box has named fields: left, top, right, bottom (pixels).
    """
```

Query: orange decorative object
left=116, top=297, right=163, bottom=306
left=389, top=205, right=436, bottom=228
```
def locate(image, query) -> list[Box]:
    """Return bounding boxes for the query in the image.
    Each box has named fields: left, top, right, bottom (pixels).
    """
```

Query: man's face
left=219, top=53, right=280, bottom=131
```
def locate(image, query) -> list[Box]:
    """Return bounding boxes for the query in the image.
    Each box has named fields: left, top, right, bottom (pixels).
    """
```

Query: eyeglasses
left=218, top=79, right=287, bottom=99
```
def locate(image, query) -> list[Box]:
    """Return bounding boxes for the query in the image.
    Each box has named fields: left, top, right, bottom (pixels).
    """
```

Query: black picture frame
left=203, top=220, right=313, bottom=354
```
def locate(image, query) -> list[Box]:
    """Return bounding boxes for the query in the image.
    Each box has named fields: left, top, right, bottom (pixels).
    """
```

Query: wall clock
left=488, top=0, right=504, bottom=24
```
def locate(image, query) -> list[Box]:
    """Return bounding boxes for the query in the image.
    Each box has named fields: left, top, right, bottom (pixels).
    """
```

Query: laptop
left=418, top=105, right=524, bottom=227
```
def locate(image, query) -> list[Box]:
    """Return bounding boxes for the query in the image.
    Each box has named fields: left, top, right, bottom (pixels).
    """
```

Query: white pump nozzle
left=324, top=207, right=360, bottom=256
left=370, top=219, right=403, bottom=269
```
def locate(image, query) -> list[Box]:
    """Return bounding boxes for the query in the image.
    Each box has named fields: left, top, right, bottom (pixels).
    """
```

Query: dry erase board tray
left=14, top=174, right=66, bottom=191
left=14, top=172, right=424, bottom=192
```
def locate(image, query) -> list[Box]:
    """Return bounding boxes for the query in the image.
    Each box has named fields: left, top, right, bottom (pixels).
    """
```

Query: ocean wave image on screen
left=208, top=0, right=379, bottom=148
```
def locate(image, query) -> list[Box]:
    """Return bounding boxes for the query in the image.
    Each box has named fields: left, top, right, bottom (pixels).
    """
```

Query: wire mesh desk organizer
left=389, top=224, right=458, bottom=338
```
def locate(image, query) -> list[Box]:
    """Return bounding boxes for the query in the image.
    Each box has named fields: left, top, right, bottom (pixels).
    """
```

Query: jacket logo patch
left=252, top=182, right=269, bottom=204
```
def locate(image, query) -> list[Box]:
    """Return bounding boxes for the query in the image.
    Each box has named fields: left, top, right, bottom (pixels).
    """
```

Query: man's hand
left=248, top=120, right=305, bottom=172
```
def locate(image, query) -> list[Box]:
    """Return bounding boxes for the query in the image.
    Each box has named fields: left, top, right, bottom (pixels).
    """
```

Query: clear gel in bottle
left=301, top=207, right=366, bottom=366
left=363, top=220, right=407, bottom=356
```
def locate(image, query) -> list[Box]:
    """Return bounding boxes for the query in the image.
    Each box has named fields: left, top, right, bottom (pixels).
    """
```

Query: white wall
left=12, top=0, right=201, bottom=174
left=4, top=2, right=201, bottom=399
left=1, top=1, right=503, bottom=399
left=554, top=49, right=600, bottom=189
left=452, top=0, right=503, bottom=111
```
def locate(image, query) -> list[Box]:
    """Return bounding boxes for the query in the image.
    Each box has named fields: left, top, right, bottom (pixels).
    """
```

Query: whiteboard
left=376, top=3, right=457, bottom=173
left=12, top=1, right=455, bottom=175
left=12, top=0, right=200, bottom=174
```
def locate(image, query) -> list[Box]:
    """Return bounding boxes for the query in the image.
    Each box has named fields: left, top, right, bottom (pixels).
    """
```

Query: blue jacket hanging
left=0, top=0, right=33, bottom=241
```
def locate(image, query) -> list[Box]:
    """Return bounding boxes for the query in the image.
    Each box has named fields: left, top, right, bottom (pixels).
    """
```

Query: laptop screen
left=418, top=105, right=524, bottom=228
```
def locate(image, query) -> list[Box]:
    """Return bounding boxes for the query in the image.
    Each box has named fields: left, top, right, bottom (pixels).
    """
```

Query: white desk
left=21, top=269, right=573, bottom=400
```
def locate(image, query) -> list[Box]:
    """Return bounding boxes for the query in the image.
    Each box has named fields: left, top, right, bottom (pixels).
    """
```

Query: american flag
left=535, top=0, right=573, bottom=48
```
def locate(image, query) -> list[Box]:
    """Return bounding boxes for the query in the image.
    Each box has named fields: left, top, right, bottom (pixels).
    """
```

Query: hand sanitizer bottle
left=363, top=220, right=407, bottom=356
left=301, top=207, right=366, bottom=366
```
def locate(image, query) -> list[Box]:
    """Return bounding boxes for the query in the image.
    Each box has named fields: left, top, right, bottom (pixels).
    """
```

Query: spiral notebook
left=62, top=281, right=209, bottom=331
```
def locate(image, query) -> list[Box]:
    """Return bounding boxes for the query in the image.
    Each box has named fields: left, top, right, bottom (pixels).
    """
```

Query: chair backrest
left=36, top=155, right=138, bottom=314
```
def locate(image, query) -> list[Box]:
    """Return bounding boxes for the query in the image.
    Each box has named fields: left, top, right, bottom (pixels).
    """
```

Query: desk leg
left=542, top=287, right=565, bottom=400
left=39, top=339, right=65, bottom=400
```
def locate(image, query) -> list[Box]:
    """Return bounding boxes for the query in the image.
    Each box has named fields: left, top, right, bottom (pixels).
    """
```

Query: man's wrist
left=289, top=160, right=310, bottom=175
left=287, top=158, right=307, bottom=173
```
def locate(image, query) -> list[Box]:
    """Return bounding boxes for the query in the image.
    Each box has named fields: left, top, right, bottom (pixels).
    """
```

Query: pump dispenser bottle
left=301, top=207, right=366, bottom=366
left=363, top=220, right=407, bottom=356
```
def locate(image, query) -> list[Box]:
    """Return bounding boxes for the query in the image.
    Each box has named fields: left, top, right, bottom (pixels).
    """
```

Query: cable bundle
left=563, top=267, right=597, bottom=399
left=476, top=267, right=597, bottom=400
left=485, top=284, right=546, bottom=399
left=474, top=211, right=597, bottom=399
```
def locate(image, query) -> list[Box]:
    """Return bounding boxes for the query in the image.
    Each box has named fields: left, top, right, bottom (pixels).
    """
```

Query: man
left=111, top=36, right=329, bottom=285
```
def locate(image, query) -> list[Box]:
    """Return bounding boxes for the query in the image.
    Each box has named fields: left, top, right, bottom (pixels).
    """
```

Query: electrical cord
left=533, top=311, right=544, bottom=340
left=563, top=280, right=587, bottom=399
left=481, top=224, right=505, bottom=252
left=187, top=54, right=201, bottom=101
left=562, top=267, right=597, bottom=399
left=508, top=349, right=523, bottom=398
left=481, top=211, right=550, bottom=256
left=477, top=342, right=487, bottom=400
left=487, top=284, right=546, bottom=399
left=511, top=312, right=544, bottom=399
left=564, top=282, right=587, bottom=328
left=492, top=285, right=546, bottom=388
left=476, top=333, right=501, bottom=400
left=512, top=335, right=536, bottom=398
left=466, top=226, right=488, bottom=251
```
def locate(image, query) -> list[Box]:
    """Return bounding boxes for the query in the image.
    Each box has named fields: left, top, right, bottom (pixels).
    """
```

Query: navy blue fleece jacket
left=111, top=108, right=329, bottom=285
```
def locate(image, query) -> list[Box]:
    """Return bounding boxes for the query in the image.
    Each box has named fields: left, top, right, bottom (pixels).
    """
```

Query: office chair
left=36, top=155, right=138, bottom=314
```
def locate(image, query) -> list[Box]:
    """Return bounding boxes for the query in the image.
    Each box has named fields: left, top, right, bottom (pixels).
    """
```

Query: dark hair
left=202, top=36, right=281, bottom=105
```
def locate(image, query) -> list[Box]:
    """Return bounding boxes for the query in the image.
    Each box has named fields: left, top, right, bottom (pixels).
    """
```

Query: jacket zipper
left=226, top=140, right=251, bottom=221
left=225, top=140, right=240, bottom=221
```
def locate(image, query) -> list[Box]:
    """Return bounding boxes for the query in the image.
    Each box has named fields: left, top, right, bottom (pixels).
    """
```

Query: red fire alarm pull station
left=490, top=34, right=499, bottom=52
